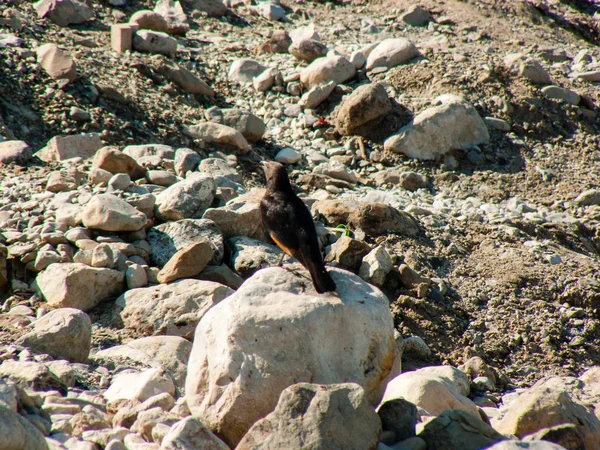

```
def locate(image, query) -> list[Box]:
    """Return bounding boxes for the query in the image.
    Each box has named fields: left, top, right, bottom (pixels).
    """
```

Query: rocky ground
left=1, top=0, right=600, bottom=449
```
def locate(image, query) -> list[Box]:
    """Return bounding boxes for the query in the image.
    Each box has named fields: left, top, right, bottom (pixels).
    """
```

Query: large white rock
left=104, top=368, right=175, bottom=404
left=381, top=366, right=480, bottom=418
left=36, top=263, right=124, bottom=311
left=366, top=38, right=419, bottom=71
left=82, top=194, right=147, bottom=232
left=17, top=308, right=91, bottom=363
left=115, top=279, right=233, bottom=340
left=94, top=336, right=192, bottom=390
left=154, top=174, right=216, bottom=221
left=185, top=266, right=397, bottom=447
left=237, top=383, right=381, bottom=450
left=299, top=55, right=356, bottom=90
left=384, top=95, right=490, bottom=160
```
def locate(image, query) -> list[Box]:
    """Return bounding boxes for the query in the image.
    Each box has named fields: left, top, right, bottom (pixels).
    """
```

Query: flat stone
left=541, top=85, right=580, bottom=105
left=36, top=133, right=103, bottom=162
left=366, top=38, right=419, bottom=71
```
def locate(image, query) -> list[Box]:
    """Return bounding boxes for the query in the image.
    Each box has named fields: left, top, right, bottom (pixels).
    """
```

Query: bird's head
left=261, top=160, right=290, bottom=189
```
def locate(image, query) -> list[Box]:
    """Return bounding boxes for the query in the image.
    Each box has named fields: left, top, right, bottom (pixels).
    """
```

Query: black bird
left=260, top=161, right=336, bottom=294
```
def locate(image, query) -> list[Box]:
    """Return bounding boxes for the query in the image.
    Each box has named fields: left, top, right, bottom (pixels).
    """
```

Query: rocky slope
left=1, top=0, right=600, bottom=449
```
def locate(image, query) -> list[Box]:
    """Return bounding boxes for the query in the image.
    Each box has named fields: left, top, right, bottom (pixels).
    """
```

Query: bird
left=260, top=161, right=336, bottom=294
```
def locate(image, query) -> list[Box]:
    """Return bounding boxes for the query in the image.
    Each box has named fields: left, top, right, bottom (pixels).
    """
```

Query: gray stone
left=300, top=55, right=356, bottom=90
left=133, top=30, right=177, bottom=57
left=574, top=189, right=600, bottom=206
left=400, top=5, right=432, bottom=26
left=334, top=82, right=392, bottom=135
left=325, top=236, right=371, bottom=270
left=158, top=61, right=214, bottom=96
left=275, top=148, right=302, bottom=164
left=366, top=38, right=419, bottom=71
left=123, top=144, right=175, bottom=160
left=187, top=0, right=227, bottom=17
left=359, top=246, right=394, bottom=287
left=384, top=96, right=489, bottom=160
left=0, top=140, right=32, bottom=165
left=299, top=81, right=336, bottom=109
left=228, top=58, right=267, bottom=84
left=183, top=122, right=250, bottom=153
left=129, top=10, right=169, bottom=32
left=313, top=161, right=357, bottom=183
left=36, top=133, right=103, bottom=162
left=541, top=85, right=580, bottom=105
left=203, top=192, right=269, bottom=241
left=18, top=308, right=91, bottom=363
left=0, top=404, right=49, bottom=450
left=147, top=218, right=224, bottom=267
left=161, top=417, right=229, bottom=450
left=154, top=0, right=189, bottom=35
left=237, top=383, right=381, bottom=450
left=289, top=39, right=328, bottom=63
left=226, top=236, right=293, bottom=278
left=154, top=174, right=216, bottom=221
left=82, top=194, right=147, bottom=232
left=104, top=368, right=175, bottom=404
left=93, top=146, right=147, bottom=181
left=504, top=53, right=551, bottom=84
left=378, top=398, right=418, bottom=441
left=34, top=0, right=93, bottom=26
left=174, top=147, right=200, bottom=176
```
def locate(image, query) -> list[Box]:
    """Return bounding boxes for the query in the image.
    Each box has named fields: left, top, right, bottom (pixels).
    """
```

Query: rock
left=111, top=23, right=137, bottom=53
left=289, top=39, right=328, bottom=63
left=17, top=308, right=91, bottom=363
left=382, top=367, right=479, bottom=418
left=313, top=200, right=421, bottom=237
left=89, top=167, right=113, bottom=185
left=36, top=263, right=124, bottom=311
left=254, top=1, right=286, bottom=21
left=216, top=109, right=266, bottom=144
left=158, top=61, right=215, bottom=96
left=366, top=38, right=419, bottom=71
left=253, top=67, right=278, bottom=92
left=487, top=441, right=569, bottom=450
left=154, top=0, right=189, bottom=35
left=185, top=266, right=396, bottom=447
left=123, top=143, right=175, bottom=160
left=187, top=0, right=228, bottom=17
left=289, top=22, right=320, bottom=43
left=419, top=410, right=507, bottom=450
left=359, top=246, right=393, bottom=287
left=147, top=219, right=224, bottom=267
left=228, top=58, right=267, bottom=84
left=36, top=133, right=103, bottom=162
left=0, top=404, right=49, bottom=450
left=0, top=360, right=66, bottom=393
left=299, top=80, right=336, bottom=109
left=129, top=10, right=169, bottom=32
left=69, top=106, right=90, bottom=121
left=196, top=264, right=244, bottom=290
left=459, top=356, right=496, bottom=384
left=34, top=0, right=93, bottom=26
left=275, top=147, right=302, bottom=164
left=325, top=236, right=371, bottom=270
left=36, top=43, right=77, bottom=81
left=104, top=368, right=175, bottom=404
left=255, top=30, right=291, bottom=54
left=183, top=122, right=250, bottom=153
left=378, top=398, right=418, bottom=442
left=313, top=160, right=357, bottom=183
left=334, top=82, right=392, bottom=135
left=133, top=30, right=177, bottom=57
left=577, top=71, right=600, bottom=82
left=196, top=156, right=241, bottom=184
left=492, top=378, right=600, bottom=448
left=95, top=336, right=192, bottom=390
left=384, top=96, right=489, bottom=160
left=157, top=240, right=213, bottom=283
left=154, top=175, right=216, bottom=221
left=226, top=236, right=293, bottom=278
left=174, top=148, right=200, bottom=175
left=46, top=170, right=79, bottom=193
left=126, top=264, right=148, bottom=289
left=82, top=194, right=147, bottom=232
left=203, top=193, right=269, bottom=241
left=115, top=279, right=233, bottom=340
left=504, top=53, right=551, bottom=84
left=541, top=85, right=580, bottom=105
left=161, top=417, right=229, bottom=450
left=93, top=147, right=146, bottom=180
left=400, top=5, right=432, bottom=26
left=237, top=383, right=381, bottom=450
left=146, top=170, right=177, bottom=187
left=485, top=117, right=511, bottom=132
left=300, top=55, right=356, bottom=90
left=525, top=424, right=586, bottom=449
left=574, top=189, right=600, bottom=206
left=0, top=140, right=32, bottom=165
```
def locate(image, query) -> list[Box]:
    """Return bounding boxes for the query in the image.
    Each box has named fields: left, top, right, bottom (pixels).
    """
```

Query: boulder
left=34, top=0, right=93, bottom=26
left=237, top=383, right=381, bottom=450
left=208, top=108, right=266, bottom=144
left=123, top=143, right=175, bottom=160
left=382, top=367, right=479, bottom=417
left=161, top=417, right=229, bottom=450
left=82, top=194, right=147, bottom=232
left=300, top=55, right=356, bottom=90
left=333, top=82, right=392, bottom=135
left=94, top=336, right=192, bottom=390
left=17, top=308, right=91, bottom=363
left=36, top=263, right=124, bottom=311
left=154, top=175, right=216, bottom=221
left=419, top=410, right=507, bottom=450
left=147, top=218, right=224, bottom=267
left=0, top=140, right=32, bottom=165
left=174, top=147, right=201, bottom=175
left=93, top=146, right=147, bottom=180
left=183, top=122, right=250, bottom=153
left=366, top=38, right=419, bottom=71
left=541, top=85, right=580, bottom=105
left=185, top=266, right=396, bottom=447
left=384, top=96, right=489, bottom=160
left=36, top=133, right=103, bottom=162
left=115, top=279, right=233, bottom=340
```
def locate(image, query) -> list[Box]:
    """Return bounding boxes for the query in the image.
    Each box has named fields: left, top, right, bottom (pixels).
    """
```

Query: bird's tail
left=305, top=258, right=336, bottom=294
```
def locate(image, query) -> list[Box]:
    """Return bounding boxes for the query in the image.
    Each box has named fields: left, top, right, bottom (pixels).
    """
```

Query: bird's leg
left=276, top=252, right=285, bottom=267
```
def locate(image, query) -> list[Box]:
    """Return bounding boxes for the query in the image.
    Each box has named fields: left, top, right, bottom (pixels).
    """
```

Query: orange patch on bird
left=270, top=233, right=294, bottom=257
